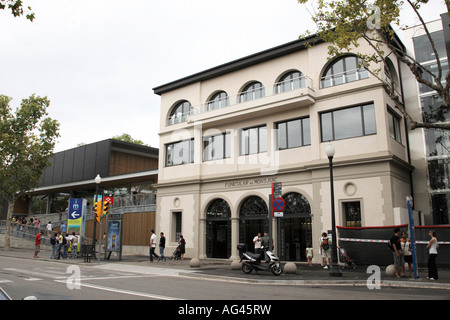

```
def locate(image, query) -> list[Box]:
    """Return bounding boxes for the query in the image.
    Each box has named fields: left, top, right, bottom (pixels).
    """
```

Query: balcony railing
left=167, top=76, right=313, bottom=125
left=110, top=193, right=156, bottom=209
left=320, top=68, right=369, bottom=88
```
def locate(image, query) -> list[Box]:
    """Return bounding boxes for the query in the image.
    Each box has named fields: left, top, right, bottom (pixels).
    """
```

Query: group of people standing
left=49, top=231, right=79, bottom=260
left=390, top=228, right=439, bottom=280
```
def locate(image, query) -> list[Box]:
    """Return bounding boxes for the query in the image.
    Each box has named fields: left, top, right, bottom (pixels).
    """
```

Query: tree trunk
left=3, top=199, right=15, bottom=251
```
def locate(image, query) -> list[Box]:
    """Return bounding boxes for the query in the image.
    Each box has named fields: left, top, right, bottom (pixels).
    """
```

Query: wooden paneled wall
left=109, top=151, right=158, bottom=176
left=84, top=211, right=155, bottom=246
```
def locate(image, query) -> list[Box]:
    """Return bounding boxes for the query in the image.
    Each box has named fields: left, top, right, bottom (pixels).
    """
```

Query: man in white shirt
left=253, top=233, right=262, bottom=254
left=149, top=229, right=160, bottom=262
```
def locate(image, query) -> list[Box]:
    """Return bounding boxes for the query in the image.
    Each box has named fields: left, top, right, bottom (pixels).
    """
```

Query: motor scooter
left=237, top=243, right=283, bottom=276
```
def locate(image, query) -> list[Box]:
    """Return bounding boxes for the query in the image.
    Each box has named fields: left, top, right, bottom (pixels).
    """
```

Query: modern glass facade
left=413, top=29, right=450, bottom=224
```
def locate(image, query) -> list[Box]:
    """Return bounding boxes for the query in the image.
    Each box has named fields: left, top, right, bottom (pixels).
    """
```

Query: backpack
left=322, top=238, right=329, bottom=250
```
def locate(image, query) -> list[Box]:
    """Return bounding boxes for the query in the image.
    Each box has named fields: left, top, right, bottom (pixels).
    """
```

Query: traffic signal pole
left=98, top=189, right=104, bottom=263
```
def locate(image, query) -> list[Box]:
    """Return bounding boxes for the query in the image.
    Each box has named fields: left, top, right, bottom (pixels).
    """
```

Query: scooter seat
left=246, top=252, right=262, bottom=261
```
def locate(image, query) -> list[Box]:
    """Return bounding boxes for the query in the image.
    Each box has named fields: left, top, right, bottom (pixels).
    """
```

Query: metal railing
left=167, top=76, right=314, bottom=125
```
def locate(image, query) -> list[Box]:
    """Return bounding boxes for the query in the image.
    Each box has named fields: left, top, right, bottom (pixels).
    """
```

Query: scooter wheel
left=242, top=263, right=253, bottom=274
left=271, top=263, right=283, bottom=276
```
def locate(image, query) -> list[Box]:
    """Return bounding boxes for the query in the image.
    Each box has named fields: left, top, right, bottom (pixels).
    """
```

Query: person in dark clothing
left=158, top=232, right=167, bottom=261
left=390, top=228, right=405, bottom=278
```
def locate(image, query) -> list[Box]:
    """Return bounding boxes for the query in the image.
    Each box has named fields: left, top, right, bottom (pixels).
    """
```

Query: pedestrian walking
left=427, top=230, right=439, bottom=280
left=149, top=229, right=159, bottom=262
left=34, top=230, right=43, bottom=258
left=158, top=232, right=167, bottom=261
left=389, top=227, right=405, bottom=278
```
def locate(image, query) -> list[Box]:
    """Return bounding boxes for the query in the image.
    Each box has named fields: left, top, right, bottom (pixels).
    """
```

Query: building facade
left=402, top=14, right=450, bottom=225
left=2, top=139, right=159, bottom=254
left=153, top=35, right=413, bottom=262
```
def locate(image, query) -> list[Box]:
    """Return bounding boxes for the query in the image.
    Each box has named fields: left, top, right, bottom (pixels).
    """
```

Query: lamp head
left=325, top=143, right=335, bottom=158
left=94, top=174, right=102, bottom=184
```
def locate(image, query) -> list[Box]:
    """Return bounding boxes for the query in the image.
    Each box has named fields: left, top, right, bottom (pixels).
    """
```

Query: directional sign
left=69, top=198, right=83, bottom=220
left=273, top=197, right=285, bottom=212
left=68, top=198, right=85, bottom=234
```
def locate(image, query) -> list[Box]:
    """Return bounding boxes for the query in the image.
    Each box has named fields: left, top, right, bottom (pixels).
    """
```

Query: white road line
left=54, top=280, right=183, bottom=300
left=0, top=279, right=13, bottom=284
left=2, top=268, right=67, bottom=279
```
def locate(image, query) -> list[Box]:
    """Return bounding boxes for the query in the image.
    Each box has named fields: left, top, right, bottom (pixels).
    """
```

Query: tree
left=0, top=0, right=34, bottom=21
left=112, top=133, right=148, bottom=146
left=297, top=0, right=450, bottom=130
left=0, top=94, right=60, bottom=250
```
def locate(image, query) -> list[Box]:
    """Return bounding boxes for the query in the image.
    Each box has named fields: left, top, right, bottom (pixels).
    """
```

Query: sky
left=0, top=0, right=447, bottom=152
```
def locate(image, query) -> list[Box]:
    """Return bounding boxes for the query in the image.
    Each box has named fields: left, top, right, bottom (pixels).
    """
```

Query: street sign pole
left=407, top=196, right=418, bottom=279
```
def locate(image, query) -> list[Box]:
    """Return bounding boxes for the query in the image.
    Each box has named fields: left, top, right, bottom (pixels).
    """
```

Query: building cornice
left=152, top=35, right=323, bottom=95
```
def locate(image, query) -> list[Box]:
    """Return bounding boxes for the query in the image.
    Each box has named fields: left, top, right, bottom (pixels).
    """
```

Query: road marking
left=54, top=280, right=183, bottom=300
left=0, top=279, right=13, bottom=284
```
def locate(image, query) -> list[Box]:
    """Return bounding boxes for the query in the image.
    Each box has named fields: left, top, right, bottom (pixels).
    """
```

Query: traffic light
left=93, top=201, right=101, bottom=222
left=102, top=200, right=110, bottom=215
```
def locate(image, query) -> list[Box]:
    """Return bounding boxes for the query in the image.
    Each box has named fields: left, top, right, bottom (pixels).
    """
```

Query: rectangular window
left=343, top=202, right=361, bottom=227
left=387, top=108, right=402, bottom=143
left=320, top=103, right=376, bottom=141
left=203, top=132, right=231, bottom=161
left=173, top=211, right=182, bottom=242
left=165, top=139, right=194, bottom=166
left=277, top=117, right=311, bottom=150
left=240, top=125, right=267, bottom=155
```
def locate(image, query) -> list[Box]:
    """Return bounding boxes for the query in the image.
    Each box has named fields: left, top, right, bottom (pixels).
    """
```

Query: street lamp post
left=325, top=143, right=342, bottom=277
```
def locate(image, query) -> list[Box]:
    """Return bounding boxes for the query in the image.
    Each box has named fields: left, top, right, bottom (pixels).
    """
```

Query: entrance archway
left=206, top=198, right=231, bottom=258
left=278, top=192, right=312, bottom=261
left=239, top=196, right=268, bottom=253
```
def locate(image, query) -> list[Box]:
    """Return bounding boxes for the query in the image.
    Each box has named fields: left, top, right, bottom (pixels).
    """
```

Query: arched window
left=206, top=199, right=231, bottom=219
left=206, top=91, right=229, bottom=111
left=384, top=58, right=399, bottom=92
left=238, top=82, right=265, bottom=103
left=321, top=55, right=369, bottom=88
left=168, top=100, right=192, bottom=125
left=239, top=196, right=268, bottom=217
left=275, top=71, right=305, bottom=93
left=283, top=192, right=311, bottom=217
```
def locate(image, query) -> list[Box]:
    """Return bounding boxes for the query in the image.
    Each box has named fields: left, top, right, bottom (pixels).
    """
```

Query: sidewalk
left=1, top=247, right=450, bottom=290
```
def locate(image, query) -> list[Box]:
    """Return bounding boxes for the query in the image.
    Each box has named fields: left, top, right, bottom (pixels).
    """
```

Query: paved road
left=1, top=255, right=450, bottom=303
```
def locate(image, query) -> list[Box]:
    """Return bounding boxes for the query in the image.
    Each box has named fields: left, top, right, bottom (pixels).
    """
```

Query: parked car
left=0, top=286, right=37, bottom=300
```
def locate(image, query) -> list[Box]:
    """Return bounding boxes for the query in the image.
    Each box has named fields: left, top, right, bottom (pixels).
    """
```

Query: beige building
left=153, top=35, right=413, bottom=263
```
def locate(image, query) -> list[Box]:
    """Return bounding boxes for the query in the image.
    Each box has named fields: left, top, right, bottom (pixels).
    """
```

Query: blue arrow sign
left=69, top=198, right=83, bottom=220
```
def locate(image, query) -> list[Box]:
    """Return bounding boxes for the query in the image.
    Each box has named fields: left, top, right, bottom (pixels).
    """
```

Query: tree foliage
left=298, top=0, right=450, bottom=130
left=112, top=133, right=148, bottom=146
left=0, top=94, right=59, bottom=249
left=0, top=0, right=34, bottom=21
